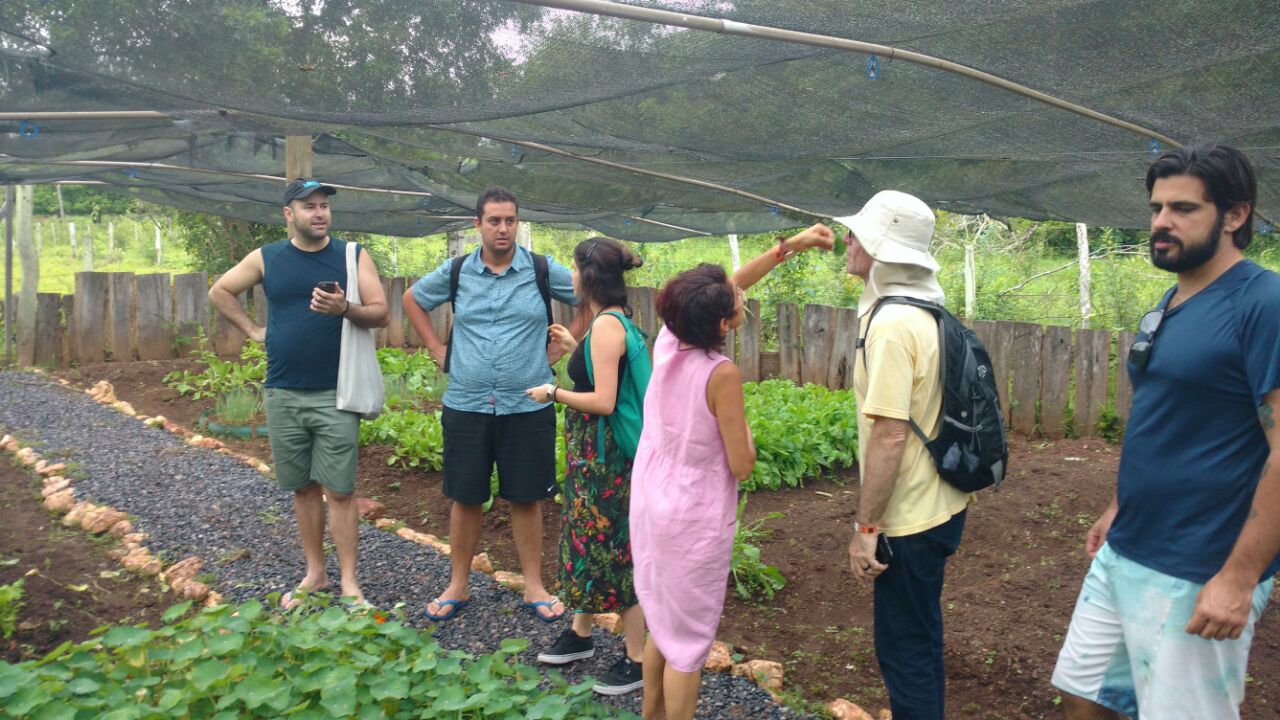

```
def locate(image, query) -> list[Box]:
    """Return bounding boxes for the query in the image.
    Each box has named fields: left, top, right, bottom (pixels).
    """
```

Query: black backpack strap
left=532, top=252, right=552, bottom=326
left=443, top=255, right=467, bottom=373
left=856, top=296, right=934, bottom=445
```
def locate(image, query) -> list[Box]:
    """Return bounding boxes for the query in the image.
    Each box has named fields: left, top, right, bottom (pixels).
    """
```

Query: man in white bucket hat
left=837, top=190, right=969, bottom=720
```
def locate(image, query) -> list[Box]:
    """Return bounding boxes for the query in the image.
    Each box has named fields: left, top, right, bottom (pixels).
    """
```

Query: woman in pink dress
left=631, top=225, right=833, bottom=719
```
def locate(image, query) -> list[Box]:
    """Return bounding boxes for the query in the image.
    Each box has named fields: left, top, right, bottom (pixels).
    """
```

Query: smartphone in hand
left=875, top=533, right=893, bottom=566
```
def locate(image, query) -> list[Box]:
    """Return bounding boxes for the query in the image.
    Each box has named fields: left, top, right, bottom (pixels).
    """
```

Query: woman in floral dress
left=526, top=237, right=648, bottom=696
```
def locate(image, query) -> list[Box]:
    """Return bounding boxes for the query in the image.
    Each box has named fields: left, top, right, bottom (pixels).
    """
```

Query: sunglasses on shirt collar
left=1128, top=308, right=1165, bottom=371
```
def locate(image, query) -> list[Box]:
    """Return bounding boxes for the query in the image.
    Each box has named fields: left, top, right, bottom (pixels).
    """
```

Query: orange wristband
left=855, top=522, right=878, bottom=534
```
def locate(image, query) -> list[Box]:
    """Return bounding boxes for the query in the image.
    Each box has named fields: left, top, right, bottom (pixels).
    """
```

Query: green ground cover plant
left=0, top=596, right=630, bottom=719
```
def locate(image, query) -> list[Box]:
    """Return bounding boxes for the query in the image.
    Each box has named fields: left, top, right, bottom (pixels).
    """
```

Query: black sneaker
left=592, top=656, right=643, bottom=696
left=537, top=629, right=595, bottom=665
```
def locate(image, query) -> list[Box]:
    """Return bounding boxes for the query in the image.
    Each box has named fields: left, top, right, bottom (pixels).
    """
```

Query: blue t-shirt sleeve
left=547, top=256, right=579, bottom=306
left=1241, top=273, right=1280, bottom=407
left=411, top=260, right=452, bottom=312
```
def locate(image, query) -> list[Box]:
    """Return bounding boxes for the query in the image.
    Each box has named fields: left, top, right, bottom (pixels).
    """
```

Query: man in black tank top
left=210, top=178, right=388, bottom=609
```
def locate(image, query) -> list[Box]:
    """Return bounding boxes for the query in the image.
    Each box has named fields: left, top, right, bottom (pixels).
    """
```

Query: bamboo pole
left=506, top=0, right=1180, bottom=148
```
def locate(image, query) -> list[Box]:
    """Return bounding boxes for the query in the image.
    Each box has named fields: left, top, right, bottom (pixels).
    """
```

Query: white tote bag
left=336, top=241, right=384, bottom=419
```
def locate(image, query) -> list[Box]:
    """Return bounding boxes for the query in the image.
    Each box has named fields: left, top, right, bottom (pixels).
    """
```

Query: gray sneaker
left=592, top=656, right=643, bottom=696
left=537, top=629, right=595, bottom=665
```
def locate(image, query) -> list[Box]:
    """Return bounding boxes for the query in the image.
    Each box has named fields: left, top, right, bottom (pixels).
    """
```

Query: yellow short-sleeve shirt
left=854, top=303, right=970, bottom=536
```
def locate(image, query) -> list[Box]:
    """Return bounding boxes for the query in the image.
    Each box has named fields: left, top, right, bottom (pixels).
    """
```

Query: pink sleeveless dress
left=630, top=326, right=739, bottom=673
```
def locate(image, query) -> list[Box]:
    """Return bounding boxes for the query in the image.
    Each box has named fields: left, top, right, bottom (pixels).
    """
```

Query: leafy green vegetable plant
left=164, top=335, right=266, bottom=400
left=0, top=580, right=23, bottom=640
left=742, top=379, right=859, bottom=491
left=0, top=596, right=631, bottom=719
left=730, top=495, right=787, bottom=602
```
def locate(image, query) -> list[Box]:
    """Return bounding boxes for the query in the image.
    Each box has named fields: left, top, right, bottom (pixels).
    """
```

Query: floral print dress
left=558, top=341, right=637, bottom=613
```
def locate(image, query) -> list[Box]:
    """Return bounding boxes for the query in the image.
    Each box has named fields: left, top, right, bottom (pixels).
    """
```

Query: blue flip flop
left=425, top=598, right=470, bottom=622
left=521, top=598, right=566, bottom=623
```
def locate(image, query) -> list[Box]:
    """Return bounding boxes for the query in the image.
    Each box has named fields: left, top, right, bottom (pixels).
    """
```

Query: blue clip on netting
left=123, top=168, right=140, bottom=179
left=866, top=55, right=880, bottom=81
left=1259, top=219, right=1274, bottom=234
left=18, top=120, right=40, bottom=138
left=1148, top=139, right=1161, bottom=155
left=768, top=206, right=780, bottom=215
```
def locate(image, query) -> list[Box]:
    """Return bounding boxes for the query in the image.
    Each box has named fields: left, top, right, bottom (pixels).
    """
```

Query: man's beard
left=1149, top=212, right=1223, bottom=273
left=292, top=221, right=327, bottom=243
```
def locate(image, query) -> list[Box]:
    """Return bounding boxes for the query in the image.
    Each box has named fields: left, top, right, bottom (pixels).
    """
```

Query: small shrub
left=359, top=410, right=445, bottom=470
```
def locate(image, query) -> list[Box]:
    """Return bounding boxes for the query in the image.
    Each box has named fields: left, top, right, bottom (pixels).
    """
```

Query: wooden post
left=1074, top=328, right=1112, bottom=436
left=972, top=320, right=1012, bottom=426
left=386, top=277, right=406, bottom=347
left=173, top=272, right=209, bottom=355
left=155, top=225, right=162, bottom=265
left=252, top=283, right=268, bottom=327
left=74, top=272, right=110, bottom=363
left=1039, top=325, right=1072, bottom=439
left=3, top=185, right=11, bottom=367
left=69, top=221, right=77, bottom=254
left=777, top=302, right=802, bottom=383
left=81, top=220, right=93, bottom=271
left=108, top=221, right=115, bottom=257
left=60, top=294, right=76, bottom=364
left=106, top=272, right=135, bottom=361
left=739, top=298, right=761, bottom=382
left=1114, top=332, right=1137, bottom=427
left=827, top=306, right=859, bottom=390
left=447, top=230, right=465, bottom=259
left=1076, top=223, right=1093, bottom=328
left=34, top=293, right=63, bottom=366
left=728, top=233, right=741, bottom=271
left=285, top=135, right=313, bottom=180
left=134, top=273, right=174, bottom=360
left=964, top=243, right=976, bottom=319
left=210, top=274, right=247, bottom=356
left=801, top=304, right=837, bottom=387
left=15, top=185, right=36, bottom=366
left=1009, top=322, right=1043, bottom=435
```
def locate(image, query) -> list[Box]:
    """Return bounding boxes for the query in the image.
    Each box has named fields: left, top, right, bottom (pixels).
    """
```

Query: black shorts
left=441, top=405, right=558, bottom=505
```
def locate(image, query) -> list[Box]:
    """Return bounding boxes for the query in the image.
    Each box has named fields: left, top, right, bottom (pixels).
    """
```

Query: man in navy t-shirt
left=210, top=178, right=388, bottom=609
left=1053, top=145, right=1280, bottom=719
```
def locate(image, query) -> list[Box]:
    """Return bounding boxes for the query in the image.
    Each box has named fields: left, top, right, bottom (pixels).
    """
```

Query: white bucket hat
left=832, top=190, right=939, bottom=272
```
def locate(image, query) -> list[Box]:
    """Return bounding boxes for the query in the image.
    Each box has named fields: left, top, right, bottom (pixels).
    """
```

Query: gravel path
left=0, top=371, right=810, bottom=719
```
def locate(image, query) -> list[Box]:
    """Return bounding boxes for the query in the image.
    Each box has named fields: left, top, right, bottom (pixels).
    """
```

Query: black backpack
left=858, top=296, right=1008, bottom=492
left=442, top=251, right=552, bottom=373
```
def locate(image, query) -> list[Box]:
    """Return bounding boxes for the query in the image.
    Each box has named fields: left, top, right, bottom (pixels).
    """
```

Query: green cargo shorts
left=263, top=387, right=360, bottom=496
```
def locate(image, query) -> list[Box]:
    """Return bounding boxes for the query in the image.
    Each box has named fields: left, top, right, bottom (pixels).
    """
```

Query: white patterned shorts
left=1051, top=543, right=1273, bottom=719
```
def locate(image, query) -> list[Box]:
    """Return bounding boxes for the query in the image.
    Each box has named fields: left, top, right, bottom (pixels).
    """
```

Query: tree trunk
left=56, top=185, right=65, bottom=218
left=1076, top=223, right=1092, bottom=328
left=516, top=222, right=532, bottom=251
left=155, top=225, right=163, bottom=264
left=15, top=186, right=36, bottom=365
left=728, top=233, right=741, bottom=271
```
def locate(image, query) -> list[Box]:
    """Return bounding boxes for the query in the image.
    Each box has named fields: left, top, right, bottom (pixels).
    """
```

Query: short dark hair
left=475, top=186, right=519, bottom=218
left=655, top=263, right=736, bottom=353
left=1146, top=143, right=1256, bottom=249
left=574, top=237, right=643, bottom=312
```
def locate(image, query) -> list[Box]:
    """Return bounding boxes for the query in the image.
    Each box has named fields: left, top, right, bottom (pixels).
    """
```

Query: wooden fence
left=5, top=273, right=1136, bottom=437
